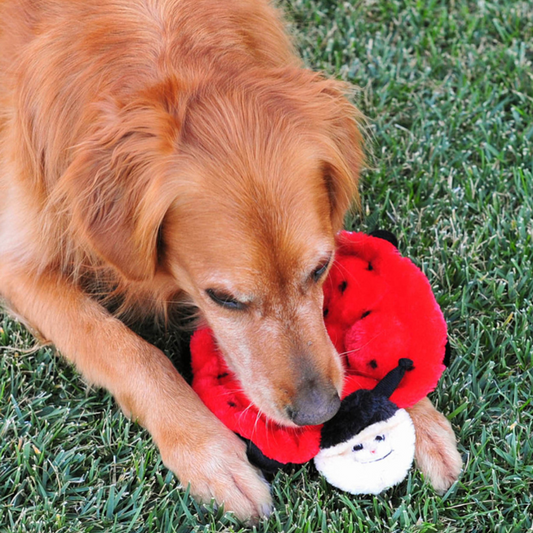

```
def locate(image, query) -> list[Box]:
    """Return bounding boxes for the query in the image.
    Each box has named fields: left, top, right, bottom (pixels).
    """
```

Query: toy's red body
left=191, top=232, right=448, bottom=464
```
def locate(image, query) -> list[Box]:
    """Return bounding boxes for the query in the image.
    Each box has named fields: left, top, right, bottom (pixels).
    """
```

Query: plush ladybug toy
left=190, top=231, right=449, bottom=494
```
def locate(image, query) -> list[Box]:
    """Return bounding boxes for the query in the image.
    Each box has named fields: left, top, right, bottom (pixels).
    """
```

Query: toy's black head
left=320, top=358, right=413, bottom=450
left=320, top=389, right=397, bottom=449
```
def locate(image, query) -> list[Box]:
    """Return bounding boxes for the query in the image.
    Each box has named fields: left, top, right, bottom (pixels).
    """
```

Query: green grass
left=1, top=0, right=532, bottom=531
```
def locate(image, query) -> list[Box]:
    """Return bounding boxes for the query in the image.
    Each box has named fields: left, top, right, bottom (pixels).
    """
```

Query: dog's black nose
left=287, top=381, right=341, bottom=426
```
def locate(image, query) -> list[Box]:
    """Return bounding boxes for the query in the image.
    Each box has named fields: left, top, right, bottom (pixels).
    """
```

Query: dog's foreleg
left=407, top=397, right=462, bottom=492
left=0, top=266, right=272, bottom=521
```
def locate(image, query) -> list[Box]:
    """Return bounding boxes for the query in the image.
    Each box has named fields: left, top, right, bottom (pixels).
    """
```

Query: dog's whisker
left=337, top=332, right=383, bottom=358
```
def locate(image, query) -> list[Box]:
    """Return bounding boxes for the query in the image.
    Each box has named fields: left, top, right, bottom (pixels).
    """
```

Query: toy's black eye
left=205, top=289, right=246, bottom=310
left=353, top=444, right=364, bottom=452
left=311, top=257, right=331, bottom=282
left=375, top=435, right=385, bottom=442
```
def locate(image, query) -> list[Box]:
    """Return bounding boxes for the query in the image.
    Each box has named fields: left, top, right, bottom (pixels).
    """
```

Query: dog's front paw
left=159, top=421, right=272, bottom=523
left=408, top=397, right=462, bottom=493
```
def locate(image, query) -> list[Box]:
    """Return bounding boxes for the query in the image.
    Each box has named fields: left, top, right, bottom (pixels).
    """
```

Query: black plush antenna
left=372, top=358, right=414, bottom=398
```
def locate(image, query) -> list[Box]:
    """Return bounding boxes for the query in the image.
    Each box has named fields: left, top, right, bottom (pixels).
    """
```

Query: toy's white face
left=314, top=409, right=416, bottom=495
left=349, top=425, right=393, bottom=464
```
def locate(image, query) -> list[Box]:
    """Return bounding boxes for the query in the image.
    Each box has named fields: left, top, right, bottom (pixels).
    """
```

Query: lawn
left=1, top=0, right=532, bottom=531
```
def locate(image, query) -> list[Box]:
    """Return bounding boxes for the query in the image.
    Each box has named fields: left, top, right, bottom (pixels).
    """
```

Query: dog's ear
left=271, top=69, right=364, bottom=232
left=59, top=79, right=187, bottom=281
left=316, top=78, right=365, bottom=231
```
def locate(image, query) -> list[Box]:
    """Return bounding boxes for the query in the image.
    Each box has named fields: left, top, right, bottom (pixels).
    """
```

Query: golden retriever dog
left=0, top=0, right=461, bottom=521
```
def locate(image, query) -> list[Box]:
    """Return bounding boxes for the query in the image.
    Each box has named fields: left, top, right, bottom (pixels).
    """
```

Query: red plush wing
left=324, top=232, right=447, bottom=407
left=190, top=328, right=321, bottom=464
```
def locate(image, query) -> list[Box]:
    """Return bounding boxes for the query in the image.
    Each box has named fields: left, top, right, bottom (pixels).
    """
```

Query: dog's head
left=63, top=68, right=363, bottom=427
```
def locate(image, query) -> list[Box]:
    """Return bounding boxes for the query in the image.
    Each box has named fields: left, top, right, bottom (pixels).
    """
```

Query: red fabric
left=191, top=231, right=448, bottom=464
left=190, top=328, right=322, bottom=463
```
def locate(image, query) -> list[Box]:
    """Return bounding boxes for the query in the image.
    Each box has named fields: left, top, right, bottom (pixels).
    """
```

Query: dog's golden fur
left=0, top=0, right=461, bottom=520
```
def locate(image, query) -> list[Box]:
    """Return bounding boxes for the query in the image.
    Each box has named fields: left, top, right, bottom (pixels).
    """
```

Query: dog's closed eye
left=311, top=256, right=332, bottom=283
left=206, top=289, right=247, bottom=310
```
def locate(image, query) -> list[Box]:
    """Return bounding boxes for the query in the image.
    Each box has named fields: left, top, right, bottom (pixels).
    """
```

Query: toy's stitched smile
left=357, top=449, right=393, bottom=464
